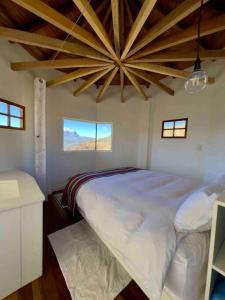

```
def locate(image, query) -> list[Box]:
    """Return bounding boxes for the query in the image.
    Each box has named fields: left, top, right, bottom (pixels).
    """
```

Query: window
left=162, top=118, right=188, bottom=138
left=0, top=98, right=25, bottom=130
left=63, top=118, right=113, bottom=151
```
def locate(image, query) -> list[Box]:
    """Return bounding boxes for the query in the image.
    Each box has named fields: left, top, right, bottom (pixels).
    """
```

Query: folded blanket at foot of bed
left=61, top=167, right=140, bottom=216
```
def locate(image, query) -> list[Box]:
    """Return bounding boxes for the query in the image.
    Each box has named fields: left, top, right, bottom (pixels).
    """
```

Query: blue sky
left=0, top=102, right=22, bottom=128
left=64, top=119, right=112, bottom=139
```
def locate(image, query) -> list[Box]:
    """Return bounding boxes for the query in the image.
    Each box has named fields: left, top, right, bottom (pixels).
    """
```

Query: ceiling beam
left=73, top=0, right=117, bottom=60
left=11, top=58, right=111, bottom=71
left=127, top=49, right=225, bottom=63
left=96, top=67, right=118, bottom=102
left=73, top=65, right=115, bottom=96
left=127, top=67, right=174, bottom=96
left=121, top=0, right=157, bottom=60
left=125, top=62, right=190, bottom=79
left=47, top=66, right=111, bottom=88
left=111, top=0, right=120, bottom=55
left=131, top=14, right=225, bottom=59
left=121, top=66, right=149, bottom=100
left=127, top=0, right=209, bottom=58
left=9, top=0, right=111, bottom=58
left=0, top=26, right=111, bottom=62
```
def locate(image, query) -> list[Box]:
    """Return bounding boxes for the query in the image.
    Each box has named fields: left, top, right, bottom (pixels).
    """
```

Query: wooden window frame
left=0, top=98, right=25, bottom=130
left=161, top=118, right=188, bottom=139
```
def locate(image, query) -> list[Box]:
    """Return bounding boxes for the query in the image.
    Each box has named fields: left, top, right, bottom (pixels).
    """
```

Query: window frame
left=0, top=98, right=25, bottom=130
left=62, top=117, right=113, bottom=152
left=161, top=118, right=188, bottom=139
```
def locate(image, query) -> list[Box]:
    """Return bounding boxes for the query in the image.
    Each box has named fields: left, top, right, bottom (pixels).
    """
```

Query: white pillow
left=175, top=190, right=217, bottom=233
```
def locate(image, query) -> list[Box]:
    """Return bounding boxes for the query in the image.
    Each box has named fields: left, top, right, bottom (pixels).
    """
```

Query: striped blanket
left=61, top=167, right=140, bottom=216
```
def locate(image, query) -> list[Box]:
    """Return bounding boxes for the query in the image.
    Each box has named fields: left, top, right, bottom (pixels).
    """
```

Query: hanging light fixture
left=184, top=0, right=208, bottom=93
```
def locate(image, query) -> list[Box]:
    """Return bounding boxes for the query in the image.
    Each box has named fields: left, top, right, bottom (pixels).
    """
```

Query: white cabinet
left=205, top=194, right=225, bottom=299
left=0, top=170, right=44, bottom=299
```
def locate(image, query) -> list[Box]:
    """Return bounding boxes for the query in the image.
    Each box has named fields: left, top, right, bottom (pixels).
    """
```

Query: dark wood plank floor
left=4, top=196, right=149, bottom=300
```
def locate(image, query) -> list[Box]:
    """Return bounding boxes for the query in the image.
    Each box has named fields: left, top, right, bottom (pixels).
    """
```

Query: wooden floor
left=4, top=196, right=149, bottom=300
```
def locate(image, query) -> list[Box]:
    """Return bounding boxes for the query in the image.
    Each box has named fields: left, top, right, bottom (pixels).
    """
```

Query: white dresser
left=0, top=170, right=45, bottom=299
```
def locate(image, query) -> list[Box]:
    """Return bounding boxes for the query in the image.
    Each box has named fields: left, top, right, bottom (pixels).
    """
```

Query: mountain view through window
left=63, top=119, right=112, bottom=151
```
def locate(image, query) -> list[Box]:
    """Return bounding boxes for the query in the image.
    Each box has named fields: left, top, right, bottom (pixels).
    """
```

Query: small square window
left=162, top=118, right=188, bottom=139
left=0, top=99, right=25, bottom=130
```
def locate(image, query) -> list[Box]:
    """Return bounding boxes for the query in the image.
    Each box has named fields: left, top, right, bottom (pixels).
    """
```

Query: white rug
left=49, top=220, right=131, bottom=300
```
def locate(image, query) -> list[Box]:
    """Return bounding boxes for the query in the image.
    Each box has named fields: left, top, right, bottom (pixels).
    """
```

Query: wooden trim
left=121, top=66, right=149, bottom=101
left=111, top=0, right=120, bottom=55
left=126, top=49, right=225, bottom=63
left=121, top=0, right=157, bottom=60
left=0, top=98, right=25, bottom=130
left=96, top=67, right=118, bottom=102
left=11, top=58, right=112, bottom=71
left=73, top=65, right=115, bottom=96
left=125, top=62, right=189, bottom=79
left=73, top=0, right=117, bottom=59
left=161, top=118, right=188, bottom=139
left=47, top=66, right=111, bottom=88
left=10, top=0, right=111, bottom=58
left=126, top=67, right=174, bottom=96
left=127, top=0, right=209, bottom=57
left=131, top=14, right=225, bottom=59
left=0, top=26, right=110, bottom=62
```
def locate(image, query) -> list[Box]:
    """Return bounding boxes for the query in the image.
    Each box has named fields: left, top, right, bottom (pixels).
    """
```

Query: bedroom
left=0, top=0, right=225, bottom=299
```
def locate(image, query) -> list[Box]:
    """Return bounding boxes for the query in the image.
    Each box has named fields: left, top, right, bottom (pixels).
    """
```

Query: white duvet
left=76, top=170, right=199, bottom=300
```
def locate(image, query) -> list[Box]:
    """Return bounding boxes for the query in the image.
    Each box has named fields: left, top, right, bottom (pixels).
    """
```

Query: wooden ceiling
left=0, top=0, right=225, bottom=102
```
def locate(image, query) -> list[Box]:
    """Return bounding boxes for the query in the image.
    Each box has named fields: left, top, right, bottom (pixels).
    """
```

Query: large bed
left=62, top=169, right=210, bottom=300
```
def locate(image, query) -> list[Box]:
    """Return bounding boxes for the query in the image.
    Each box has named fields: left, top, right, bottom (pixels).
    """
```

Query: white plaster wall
left=148, top=61, right=225, bottom=183
left=44, top=77, right=150, bottom=191
left=0, top=41, right=35, bottom=175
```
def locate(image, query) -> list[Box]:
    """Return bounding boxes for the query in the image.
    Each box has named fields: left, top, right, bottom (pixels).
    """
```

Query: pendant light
left=184, top=0, right=208, bottom=93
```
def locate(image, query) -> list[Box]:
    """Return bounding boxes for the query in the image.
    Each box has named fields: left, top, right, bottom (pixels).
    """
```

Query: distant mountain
left=66, top=136, right=111, bottom=151
left=64, top=129, right=94, bottom=150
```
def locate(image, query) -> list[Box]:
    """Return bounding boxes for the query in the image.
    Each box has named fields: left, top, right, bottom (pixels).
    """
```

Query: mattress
left=164, top=231, right=210, bottom=300
left=76, top=170, right=200, bottom=300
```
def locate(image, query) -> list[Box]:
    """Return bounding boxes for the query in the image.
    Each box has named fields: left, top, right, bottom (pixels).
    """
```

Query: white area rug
left=49, top=220, right=131, bottom=300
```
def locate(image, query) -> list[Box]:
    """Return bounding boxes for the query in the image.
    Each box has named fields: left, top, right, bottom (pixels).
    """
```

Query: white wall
left=0, top=41, right=35, bottom=175
left=45, top=77, right=150, bottom=191
left=148, top=61, right=225, bottom=183
left=0, top=40, right=149, bottom=191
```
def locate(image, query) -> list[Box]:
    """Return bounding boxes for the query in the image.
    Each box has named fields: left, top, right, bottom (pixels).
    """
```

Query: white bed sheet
left=164, top=231, right=210, bottom=300
left=76, top=170, right=199, bottom=300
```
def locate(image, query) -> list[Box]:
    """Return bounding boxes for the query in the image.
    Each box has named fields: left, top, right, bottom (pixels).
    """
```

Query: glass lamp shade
left=184, top=69, right=208, bottom=94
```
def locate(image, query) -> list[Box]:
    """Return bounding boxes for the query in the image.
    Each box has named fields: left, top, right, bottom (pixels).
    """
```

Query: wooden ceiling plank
left=11, top=58, right=111, bottom=71
left=120, top=68, right=125, bottom=102
left=121, top=0, right=157, bottom=60
left=0, top=26, right=111, bottom=62
left=125, top=62, right=190, bottom=79
left=47, top=66, right=110, bottom=88
left=120, top=0, right=125, bottom=52
left=121, top=66, right=149, bottom=100
left=127, top=67, right=174, bottom=96
left=128, top=0, right=209, bottom=57
left=124, top=0, right=133, bottom=27
left=96, top=67, right=118, bottom=102
left=102, top=6, right=112, bottom=26
left=127, top=49, right=225, bottom=63
left=111, top=0, right=120, bottom=55
left=9, top=0, right=111, bottom=58
left=131, top=14, right=225, bottom=59
left=73, top=0, right=117, bottom=59
left=82, top=0, right=109, bottom=29
left=73, top=65, right=115, bottom=96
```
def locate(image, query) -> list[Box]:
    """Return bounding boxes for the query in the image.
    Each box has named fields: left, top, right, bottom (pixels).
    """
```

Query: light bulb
left=184, top=69, right=208, bottom=94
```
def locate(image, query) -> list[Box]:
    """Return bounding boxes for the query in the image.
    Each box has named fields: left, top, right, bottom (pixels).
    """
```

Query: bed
left=62, top=169, right=209, bottom=300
